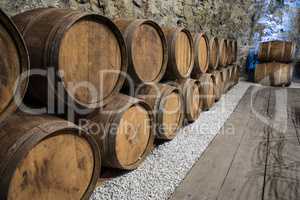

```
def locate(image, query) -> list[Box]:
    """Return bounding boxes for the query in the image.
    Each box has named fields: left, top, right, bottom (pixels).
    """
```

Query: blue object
left=246, top=48, right=260, bottom=82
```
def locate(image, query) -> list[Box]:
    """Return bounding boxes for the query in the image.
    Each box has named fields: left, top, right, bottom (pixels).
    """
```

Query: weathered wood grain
left=172, top=86, right=300, bottom=200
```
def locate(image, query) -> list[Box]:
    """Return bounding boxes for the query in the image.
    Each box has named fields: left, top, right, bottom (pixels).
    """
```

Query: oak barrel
left=231, top=65, right=237, bottom=86
left=0, top=9, right=29, bottom=122
left=223, top=67, right=230, bottom=91
left=227, top=65, right=235, bottom=89
left=254, top=63, right=272, bottom=84
left=220, top=68, right=229, bottom=93
left=233, top=39, right=238, bottom=63
left=219, top=38, right=228, bottom=67
left=178, top=79, right=202, bottom=123
left=234, top=65, right=240, bottom=84
left=208, top=37, right=220, bottom=71
left=114, top=19, right=168, bottom=84
left=13, top=8, right=127, bottom=110
left=258, top=40, right=296, bottom=63
left=230, top=65, right=236, bottom=86
left=270, top=63, right=293, bottom=86
left=230, top=40, right=236, bottom=64
left=162, top=27, right=194, bottom=80
left=225, top=65, right=232, bottom=92
left=136, top=83, right=184, bottom=140
left=0, top=113, right=100, bottom=200
left=192, top=32, right=209, bottom=77
left=226, top=40, right=233, bottom=65
left=85, top=94, right=154, bottom=170
left=211, top=71, right=222, bottom=101
left=199, top=74, right=215, bottom=110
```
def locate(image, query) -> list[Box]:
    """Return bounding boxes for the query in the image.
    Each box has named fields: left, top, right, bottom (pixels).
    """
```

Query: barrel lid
left=8, top=131, right=95, bottom=200
left=158, top=89, right=183, bottom=139
left=175, top=28, right=194, bottom=78
left=0, top=118, right=100, bottom=200
left=115, top=104, right=151, bottom=167
left=193, top=32, right=209, bottom=75
left=0, top=9, right=29, bottom=123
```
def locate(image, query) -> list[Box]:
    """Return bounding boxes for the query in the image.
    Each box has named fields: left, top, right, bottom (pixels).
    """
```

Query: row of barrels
left=0, top=78, right=239, bottom=200
left=211, top=65, right=241, bottom=101
left=209, top=37, right=238, bottom=69
left=0, top=7, right=240, bottom=200
left=1, top=7, right=239, bottom=120
left=253, top=40, right=295, bottom=86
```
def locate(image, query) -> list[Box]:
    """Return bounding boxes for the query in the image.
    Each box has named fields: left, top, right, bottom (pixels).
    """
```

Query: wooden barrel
left=211, top=71, right=222, bottom=101
left=85, top=94, right=154, bottom=170
left=0, top=113, right=100, bottom=200
left=13, top=8, right=127, bottom=110
left=192, top=32, right=209, bottom=77
left=136, top=83, right=184, bottom=140
left=258, top=40, right=296, bottom=63
left=234, top=65, right=240, bottom=83
left=208, top=37, right=220, bottom=71
left=199, top=74, right=215, bottom=110
left=230, top=65, right=236, bottom=87
left=226, top=40, right=233, bottom=65
left=230, top=65, right=236, bottom=86
left=254, top=63, right=272, bottom=84
left=219, top=38, right=228, bottom=68
left=220, top=68, right=229, bottom=93
left=114, top=19, right=168, bottom=84
left=224, top=67, right=230, bottom=91
left=270, top=63, right=293, bottom=86
left=234, top=65, right=240, bottom=84
left=230, top=40, right=236, bottom=64
left=226, top=66, right=233, bottom=89
left=226, top=67, right=234, bottom=90
left=162, top=27, right=194, bottom=80
left=0, top=9, right=29, bottom=122
left=178, top=79, right=202, bottom=123
left=233, top=39, right=238, bottom=63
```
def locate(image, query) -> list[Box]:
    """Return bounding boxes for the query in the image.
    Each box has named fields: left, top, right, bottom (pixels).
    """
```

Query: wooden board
left=216, top=87, right=274, bottom=200
left=263, top=88, right=300, bottom=200
left=116, top=105, right=151, bottom=166
left=171, top=86, right=300, bottom=200
left=59, top=19, right=122, bottom=105
left=171, top=86, right=254, bottom=200
left=132, top=23, right=163, bottom=82
left=8, top=132, right=94, bottom=200
left=175, top=31, right=192, bottom=76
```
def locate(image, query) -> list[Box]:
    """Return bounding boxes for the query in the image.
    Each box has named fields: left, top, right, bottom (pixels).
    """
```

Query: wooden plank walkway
left=171, top=86, right=300, bottom=200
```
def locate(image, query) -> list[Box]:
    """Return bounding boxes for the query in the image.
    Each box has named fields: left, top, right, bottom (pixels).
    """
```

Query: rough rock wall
left=1, top=0, right=299, bottom=70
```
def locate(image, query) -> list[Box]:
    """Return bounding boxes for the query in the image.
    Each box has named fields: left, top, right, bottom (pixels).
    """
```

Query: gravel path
left=90, top=81, right=253, bottom=200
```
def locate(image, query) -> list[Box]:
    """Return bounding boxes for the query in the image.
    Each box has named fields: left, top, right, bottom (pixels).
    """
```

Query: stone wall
left=1, top=0, right=299, bottom=72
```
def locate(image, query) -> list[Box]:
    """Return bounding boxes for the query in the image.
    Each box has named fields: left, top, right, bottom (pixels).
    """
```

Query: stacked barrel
left=254, top=40, right=296, bottom=86
left=0, top=7, right=241, bottom=199
left=206, top=37, right=240, bottom=102
left=0, top=9, right=101, bottom=200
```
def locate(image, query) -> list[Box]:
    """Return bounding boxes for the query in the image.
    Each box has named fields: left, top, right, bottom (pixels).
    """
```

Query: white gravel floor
left=90, top=81, right=254, bottom=200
